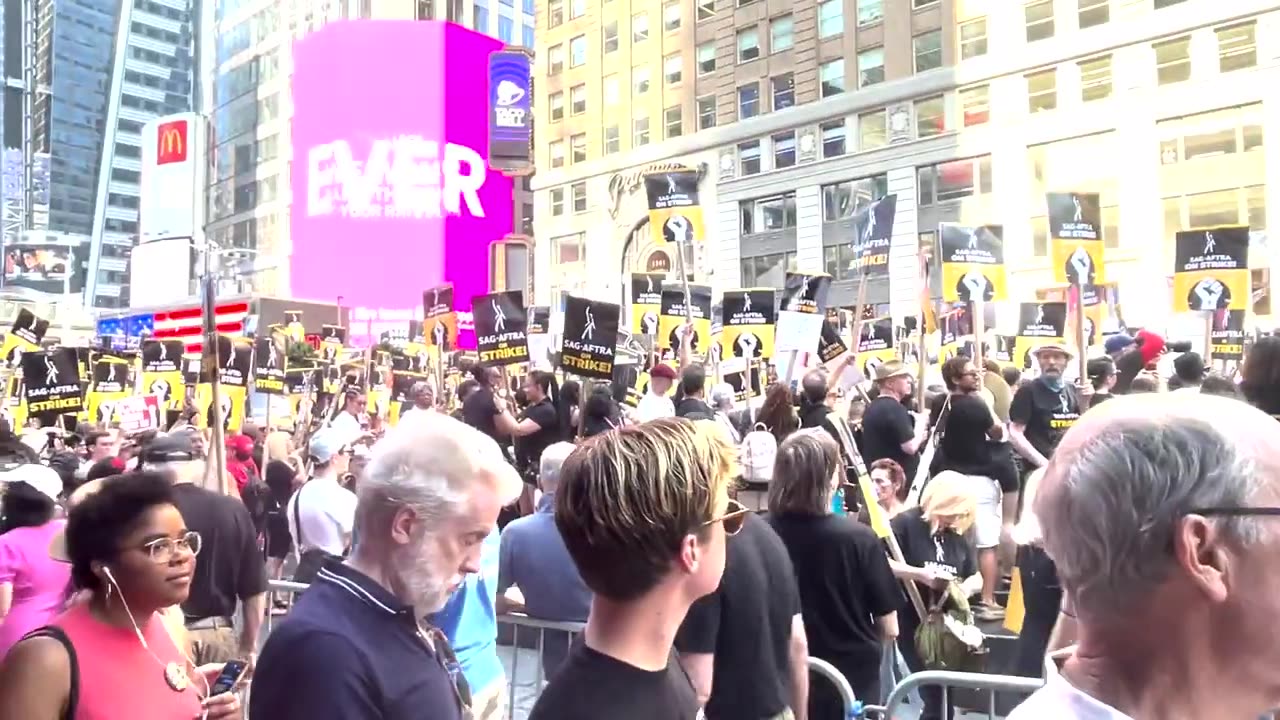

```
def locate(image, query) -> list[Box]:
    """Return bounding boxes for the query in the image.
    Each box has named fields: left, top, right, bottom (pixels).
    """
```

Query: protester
left=530, top=418, right=744, bottom=720
left=46, top=450, right=81, bottom=498
left=262, top=456, right=299, bottom=589
left=675, top=365, right=714, bottom=420
left=1007, top=468, right=1062, bottom=680
left=78, top=431, right=116, bottom=480
left=635, top=362, right=677, bottom=422
left=1011, top=393, right=1280, bottom=719
left=1129, top=374, right=1160, bottom=393
left=224, top=433, right=259, bottom=495
left=0, top=465, right=69, bottom=657
left=1008, top=343, right=1091, bottom=474
left=865, top=458, right=907, bottom=518
left=1085, top=356, right=1118, bottom=406
left=756, top=382, right=800, bottom=444
left=797, top=366, right=849, bottom=449
left=708, top=383, right=745, bottom=443
left=1240, top=334, right=1280, bottom=418
left=0, top=472, right=240, bottom=719
left=1103, top=332, right=1135, bottom=359
left=580, top=382, right=622, bottom=438
left=1168, top=351, right=1205, bottom=391
left=496, top=370, right=562, bottom=516
left=329, top=389, right=368, bottom=437
left=452, top=378, right=481, bottom=422
left=861, top=361, right=928, bottom=481
left=768, top=430, right=899, bottom=712
left=400, top=381, right=435, bottom=421
left=1114, top=329, right=1165, bottom=394
left=287, top=427, right=358, bottom=582
left=1199, top=373, right=1240, bottom=399
left=251, top=413, right=522, bottom=719
left=1000, top=365, right=1022, bottom=391
left=462, top=365, right=508, bottom=445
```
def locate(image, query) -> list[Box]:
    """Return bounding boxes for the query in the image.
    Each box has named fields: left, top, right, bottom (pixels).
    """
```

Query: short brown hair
left=869, top=458, right=906, bottom=495
left=767, top=429, right=841, bottom=516
left=555, top=418, right=736, bottom=602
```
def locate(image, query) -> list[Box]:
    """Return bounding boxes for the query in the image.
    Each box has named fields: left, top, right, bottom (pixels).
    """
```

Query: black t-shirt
left=674, top=513, right=798, bottom=719
left=515, top=398, right=559, bottom=473
left=528, top=643, right=700, bottom=720
left=862, top=396, right=919, bottom=480
left=171, top=482, right=269, bottom=620
left=675, top=396, right=714, bottom=420
left=891, top=507, right=976, bottom=619
left=1009, top=380, right=1081, bottom=460
left=461, top=387, right=502, bottom=442
left=767, top=512, right=900, bottom=696
left=931, top=393, right=995, bottom=473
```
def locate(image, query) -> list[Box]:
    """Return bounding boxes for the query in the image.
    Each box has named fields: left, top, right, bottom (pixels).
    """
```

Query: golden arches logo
left=156, top=120, right=188, bottom=165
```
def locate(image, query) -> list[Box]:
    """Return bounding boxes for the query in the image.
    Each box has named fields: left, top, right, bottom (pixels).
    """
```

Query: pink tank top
left=54, top=602, right=204, bottom=720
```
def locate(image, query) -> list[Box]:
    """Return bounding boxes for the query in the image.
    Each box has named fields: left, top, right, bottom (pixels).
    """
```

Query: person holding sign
left=1008, top=344, right=1093, bottom=475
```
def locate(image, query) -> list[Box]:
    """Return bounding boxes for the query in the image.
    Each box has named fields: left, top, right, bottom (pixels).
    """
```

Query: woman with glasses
left=0, top=472, right=241, bottom=719
left=766, top=430, right=901, bottom=716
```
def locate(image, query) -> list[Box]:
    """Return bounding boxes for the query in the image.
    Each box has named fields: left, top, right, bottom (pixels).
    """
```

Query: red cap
left=1136, top=329, right=1165, bottom=366
left=650, top=363, right=677, bottom=380
left=227, top=434, right=254, bottom=455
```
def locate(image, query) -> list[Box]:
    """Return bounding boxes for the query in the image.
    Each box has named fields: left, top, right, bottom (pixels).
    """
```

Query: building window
left=1217, top=22, right=1257, bottom=73
left=913, top=31, right=941, bottom=73
left=634, top=66, right=651, bottom=95
left=663, top=1, right=681, bottom=32
left=1154, top=0, right=1186, bottom=7
left=1078, top=0, right=1108, bottom=29
left=821, top=120, right=847, bottom=157
left=549, top=91, right=565, bottom=121
left=822, top=174, right=889, bottom=221
left=604, top=125, right=620, bottom=154
left=664, top=54, right=683, bottom=84
left=570, top=133, right=586, bottom=163
left=552, top=233, right=585, bottom=265
left=1027, top=69, right=1057, bottom=113
left=604, top=75, right=620, bottom=105
left=771, top=15, right=794, bottom=52
left=549, top=140, right=565, bottom=168
left=1025, top=1, right=1054, bottom=42
left=1155, top=36, right=1191, bottom=85
left=1029, top=132, right=1124, bottom=254
left=913, top=0, right=938, bottom=6
left=569, top=35, right=586, bottom=67
left=571, top=182, right=587, bottom=213
left=916, top=95, right=945, bottom=138
left=697, top=42, right=717, bottom=75
left=550, top=188, right=565, bottom=216
left=570, top=0, right=584, bottom=19
left=771, top=73, right=795, bottom=111
left=473, top=6, right=489, bottom=31
left=634, top=116, right=650, bottom=146
left=741, top=252, right=797, bottom=287
left=665, top=105, right=683, bottom=138
left=698, top=96, right=717, bottom=130
left=857, top=0, right=883, bottom=26
left=548, top=0, right=563, bottom=27
left=859, top=110, right=887, bottom=150
left=960, top=18, right=987, bottom=59
left=773, top=132, right=797, bottom=169
left=960, top=85, right=989, bottom=126
left=821, top=59, right=847, bottom=98
left=548, top=44, right=563, bottom=75
left=1079, top=56, right=1111, bottom=102
left=603, top=21, right=618, bottom=53
left=857, top=48, right=883, bottom=88
left=740, top=141, right=762, bottom=176
left=523, top=25, right=535, bottom=48
left=738, top=82, right=760, bottom=119
left=633, top=12, right=649, bottom=42
left=741, top=193, right=798, bottom=234
left=1158, top=105, right=1264, bottom=167
left=738, top=27, right=761, bottom=62
left=918, top=156, right=993, bottom=206
left=819, top=0, right=843, bottom=37
left=697, top=0, right=715, bottom=22
left=568, top=85, right=586, bottom=115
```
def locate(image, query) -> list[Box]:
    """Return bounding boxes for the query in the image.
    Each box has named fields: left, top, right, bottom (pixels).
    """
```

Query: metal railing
left=862, top=670, right=1044, bottom=720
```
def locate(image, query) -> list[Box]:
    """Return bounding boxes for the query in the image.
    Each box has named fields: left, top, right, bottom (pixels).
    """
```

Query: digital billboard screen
left=290, top=21, right=514, bottom=348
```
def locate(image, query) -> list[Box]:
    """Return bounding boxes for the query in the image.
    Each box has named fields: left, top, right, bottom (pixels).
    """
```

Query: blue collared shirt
left=250, top=561, right=467, bottom=720
left=428, top=529, right=505, bottom=694
left=497, top=494, right=592, bottom=623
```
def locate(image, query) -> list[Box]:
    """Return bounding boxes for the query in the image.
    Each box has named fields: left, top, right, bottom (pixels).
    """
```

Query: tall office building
left=533, top=0, right=1280, bottom=331
left=206, top=0, right=535, bottom=298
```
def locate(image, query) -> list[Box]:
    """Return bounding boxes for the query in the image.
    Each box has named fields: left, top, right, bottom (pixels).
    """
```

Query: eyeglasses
left=1190, top=507, right=1280, bottom=518
left=138, top=530, right=202, bottom=563
left=703, top=499, right=749, bottom=536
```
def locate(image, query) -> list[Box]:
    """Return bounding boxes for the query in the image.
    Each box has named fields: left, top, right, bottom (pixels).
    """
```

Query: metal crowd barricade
left=264, top=579, right=309, bottom=636
left=862, top=670, right=1044, bottom=720
left=497, top=613, right=586, bottom=718
left=806, top=656, right=860, bottom=719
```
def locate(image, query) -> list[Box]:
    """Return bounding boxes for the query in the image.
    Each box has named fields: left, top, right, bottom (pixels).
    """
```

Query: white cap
left=0, top=463, right=63, bottom=501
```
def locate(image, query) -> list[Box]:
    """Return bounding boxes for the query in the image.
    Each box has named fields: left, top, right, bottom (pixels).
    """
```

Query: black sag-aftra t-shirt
left=929, top=393, right=996, bottom=471
left=528, top=644, right=700, bottom=720
left=891, top=507, right=976, bottom=618
left=862, top=396, right=919, bottom=480
left=674, top=513, right=799, bottom=720
left=1009, top=381, right=1081, bottom=460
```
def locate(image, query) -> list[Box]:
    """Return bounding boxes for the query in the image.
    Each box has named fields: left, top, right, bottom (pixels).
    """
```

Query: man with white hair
left=251, top=413, right=523, bottom=720
left=1009, top=393, right=1280, bottom=719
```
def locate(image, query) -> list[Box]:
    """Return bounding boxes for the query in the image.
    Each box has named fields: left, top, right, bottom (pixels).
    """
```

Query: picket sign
left=117, top=395, right=162, bottom=434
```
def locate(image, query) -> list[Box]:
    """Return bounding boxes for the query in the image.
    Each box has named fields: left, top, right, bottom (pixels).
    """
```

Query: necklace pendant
left=164, top=662, right=189, bottom=692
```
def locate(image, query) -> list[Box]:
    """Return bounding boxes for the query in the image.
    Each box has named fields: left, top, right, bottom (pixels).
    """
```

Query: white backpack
left=740, top=423, right=778, bottom=484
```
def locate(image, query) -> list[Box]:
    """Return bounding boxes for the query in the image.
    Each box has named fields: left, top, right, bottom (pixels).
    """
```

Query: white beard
left=390, top=540, right=456, bottom=615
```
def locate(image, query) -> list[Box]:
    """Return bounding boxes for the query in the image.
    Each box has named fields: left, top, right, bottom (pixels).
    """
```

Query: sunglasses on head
left=703, top=499, right=749, bottom=536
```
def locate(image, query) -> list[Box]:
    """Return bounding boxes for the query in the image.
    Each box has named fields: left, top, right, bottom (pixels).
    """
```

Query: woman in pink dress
left=0, top=465, right=69, bottom=658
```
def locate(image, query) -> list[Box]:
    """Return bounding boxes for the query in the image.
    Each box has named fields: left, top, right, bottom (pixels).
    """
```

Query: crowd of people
left=0, top=324, right=1275, bottom=720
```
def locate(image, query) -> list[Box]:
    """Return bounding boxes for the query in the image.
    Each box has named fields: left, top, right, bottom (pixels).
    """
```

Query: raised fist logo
left=1190, top=278, right=1229, bottom=311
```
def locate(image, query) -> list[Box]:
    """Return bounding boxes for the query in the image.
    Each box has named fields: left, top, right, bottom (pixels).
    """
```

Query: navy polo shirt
left=250, top=561, right=470, bottom=720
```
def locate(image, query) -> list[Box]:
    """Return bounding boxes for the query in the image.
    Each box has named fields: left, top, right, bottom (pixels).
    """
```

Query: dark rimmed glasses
left=704, top=499, right=750, bottom=536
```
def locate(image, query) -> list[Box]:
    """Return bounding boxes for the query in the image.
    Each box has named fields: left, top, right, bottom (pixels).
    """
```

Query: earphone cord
left=106, top=574, right=212, bottom=715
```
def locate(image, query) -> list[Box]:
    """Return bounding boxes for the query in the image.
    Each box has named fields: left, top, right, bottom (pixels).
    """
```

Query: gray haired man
left=1010, top=393, right=1280, bottom=719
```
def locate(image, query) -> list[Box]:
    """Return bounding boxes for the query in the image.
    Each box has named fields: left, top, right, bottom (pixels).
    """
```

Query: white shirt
left=329, top=411, right=363, bottom=438
left=635, top=392, right=675, bottom=423
left=286, top=475, right=356, bottom=556
left=1008, top=647, right=1133, bottom=720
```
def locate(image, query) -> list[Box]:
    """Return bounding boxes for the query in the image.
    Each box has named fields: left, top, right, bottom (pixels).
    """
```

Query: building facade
left=206, top=0, right=535, bottom=300
left=533, top=0, right=1280, bottom=332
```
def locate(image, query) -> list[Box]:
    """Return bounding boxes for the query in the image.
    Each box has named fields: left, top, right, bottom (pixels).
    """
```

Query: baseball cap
left=1103, top=333, right=1135, bottom=355
left=650, top=363, right=677, bottom=381
left=0, top=463, right=62, bottom=502
left=139, top=433, right=195, bottom=464
left=309, top=426, right=355, bottom=464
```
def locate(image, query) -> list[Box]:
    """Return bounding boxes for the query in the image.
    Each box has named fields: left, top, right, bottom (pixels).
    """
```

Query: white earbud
left=103, top=566, right=115, bottom=583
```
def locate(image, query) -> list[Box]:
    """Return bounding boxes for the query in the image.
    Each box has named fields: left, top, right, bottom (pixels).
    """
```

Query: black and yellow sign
left=22, top=348, right=83, bottom=416
left=1173, top=227, right=1249, bottom=312
left=195, top=382, right=247, bottom=433
left=528, top=306, right=551, bottom=335
left=992, top=335, right=1016, bottom=364
left=318, top=324, right=346, bottom=365
left=5, top=373, right=25, bottom=430
left=940, top=223, right=1007, bottom=302
left=389, top=371, right=429, bottom=426
left=1210, top=309, right=1246, bottom=361
left=423, top=284, right=459, bottom=351
left=2, top=308, right=49, bottom=368
left=473, top=290, right=529, bottom=367
left=725, top=365, right=763, bottom=403
left=76, top=347, right=93, bottom=383
left=816, top=319, right=848, bottom=364
left=212, top=336, right=254, bottom=389
left=938, top=309, right=969, bottom=367
left=1014, top=302, right=1067, bottom=370
left=1048, top=191, right=1105, bottom=286
left=285, top=365, right=322, bottom=421
left=856, top=317, right=897, bottom=377
left=644, top=169, right=704, bottom=249
left=254, top=333, right=288, bottom=395
left=721, top=289, right=776, bottom=362
left=781, top=272, right=831, bottom=315
left=396, top=341, right=440, bottom=376
left=86, top=354, right=132, bottom=425
left=631, top=273, right=665, bottom=335
left=658, top=284, right=713, bottom=356
left=181, top=353, right=202, bottom=386
left=366, top=352, right=391, bottom=418
left=560, top=296, right=620, bottom=380
left=283, top=310, right=306, bottom=344
left=849, top=194, right=897, bottom=275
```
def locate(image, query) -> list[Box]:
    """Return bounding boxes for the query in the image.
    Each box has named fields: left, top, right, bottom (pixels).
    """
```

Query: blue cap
left=1103, top=333, right=1135, bottom=355
left=309, top=426, right=355, bottom=463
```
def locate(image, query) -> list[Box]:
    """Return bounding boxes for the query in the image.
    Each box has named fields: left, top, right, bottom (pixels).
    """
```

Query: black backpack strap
left=22, top=626, right=77, bottom=720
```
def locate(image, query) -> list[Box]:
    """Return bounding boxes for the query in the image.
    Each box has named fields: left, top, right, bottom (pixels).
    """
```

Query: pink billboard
left=290, top=21, right=514, bottom=348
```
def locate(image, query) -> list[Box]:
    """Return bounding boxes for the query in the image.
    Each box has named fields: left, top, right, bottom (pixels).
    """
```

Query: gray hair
left=709, top=383, right=736, bottom=410
left=539, top=442, right=576, bottom=493
left=1036, top=417, right=1263, bottom=620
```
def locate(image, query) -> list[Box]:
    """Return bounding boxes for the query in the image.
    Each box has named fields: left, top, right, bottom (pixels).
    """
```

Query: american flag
left=152, top=301, right=251, bottom=353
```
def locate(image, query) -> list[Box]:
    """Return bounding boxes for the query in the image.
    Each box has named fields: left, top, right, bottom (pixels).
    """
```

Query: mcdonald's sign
left=156, top=119, right=188, bottom=165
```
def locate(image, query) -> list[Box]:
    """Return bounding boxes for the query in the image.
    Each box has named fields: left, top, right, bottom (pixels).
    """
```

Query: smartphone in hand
left=208, top=659, right=249, bottom=696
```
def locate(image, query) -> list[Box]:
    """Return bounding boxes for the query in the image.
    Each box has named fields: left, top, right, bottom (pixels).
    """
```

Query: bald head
left=1035, top=393, right=1280, bottom=620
